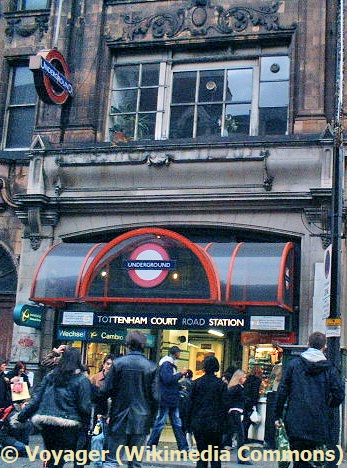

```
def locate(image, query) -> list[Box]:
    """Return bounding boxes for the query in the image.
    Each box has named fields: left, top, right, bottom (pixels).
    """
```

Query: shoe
left=238, top=460, right=253, bottom=465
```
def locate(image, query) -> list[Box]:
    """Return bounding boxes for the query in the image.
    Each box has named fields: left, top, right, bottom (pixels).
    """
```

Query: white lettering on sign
left=150, top=317, right=178, bottom=326
left=96, top=315, right=148, bottom=325
left=209, top=318, right=245, bottom=327
left=181, top=318, right=206, bottom=326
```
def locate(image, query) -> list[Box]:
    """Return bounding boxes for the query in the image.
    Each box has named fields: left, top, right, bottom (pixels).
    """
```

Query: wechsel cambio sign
left=29, top=49, right=74, bottom=105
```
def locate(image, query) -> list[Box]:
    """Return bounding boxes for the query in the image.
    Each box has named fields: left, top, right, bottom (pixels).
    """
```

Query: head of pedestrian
left=0, top=357, right=8, bottom=374
left=203, top=355, right=220, bottom=374
left=308, top=331, right=326, bottom=351
left=102, top=354, right=114, bottom=373
left=125, top=331, right=147, bottom=352
left=169, top=345, right=182, bottom=360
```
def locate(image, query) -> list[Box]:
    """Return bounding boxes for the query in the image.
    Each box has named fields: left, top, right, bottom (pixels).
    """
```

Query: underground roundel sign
left=124, top=243, right=175, bottom=288
left=29, top=49, right=74, bottom=105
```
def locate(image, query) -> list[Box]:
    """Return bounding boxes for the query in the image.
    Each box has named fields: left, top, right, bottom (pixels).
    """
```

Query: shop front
left=29, top=227, right=297, bottom=382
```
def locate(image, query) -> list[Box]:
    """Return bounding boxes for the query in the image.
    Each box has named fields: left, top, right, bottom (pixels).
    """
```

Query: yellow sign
left=326, top=318, right=342, bottom=326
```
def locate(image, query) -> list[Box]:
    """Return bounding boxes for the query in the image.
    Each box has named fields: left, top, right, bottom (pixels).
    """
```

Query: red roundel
left=128, top=243, right=170, bottom=288
left=42, top=50, right=70, bottom=105
left=31, top=49, right=72, bottom=105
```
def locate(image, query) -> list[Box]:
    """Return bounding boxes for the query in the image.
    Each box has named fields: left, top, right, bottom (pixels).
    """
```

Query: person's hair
left=249, top=366, right=263, bottom=378
left=13, top=361, right=26, bottom=374
left=228, top=369, right=246, bottom=389
left=103, top=354, right=114, bottom=364
left=125, top=331, right=146, bottom=351
left=203, top=355, right=220, bottom=374
left=51, top=347, right=83, bottom=386
left=308, top=331, right=326, bottom=350
left=0, top=357, right=8, bottom=366
left=186, top=369, right=193, bottom=379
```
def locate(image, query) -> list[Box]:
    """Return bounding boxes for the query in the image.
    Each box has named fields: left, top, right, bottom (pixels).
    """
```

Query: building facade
left=0, top=0, right=346, bottom=435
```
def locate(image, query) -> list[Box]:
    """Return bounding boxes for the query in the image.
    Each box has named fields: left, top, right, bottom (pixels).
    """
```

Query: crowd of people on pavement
left=0, top=331, right=345, bottom=468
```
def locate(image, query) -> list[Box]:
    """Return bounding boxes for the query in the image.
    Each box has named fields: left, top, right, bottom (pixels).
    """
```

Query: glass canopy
left=30, top=228, right=295, bottom=311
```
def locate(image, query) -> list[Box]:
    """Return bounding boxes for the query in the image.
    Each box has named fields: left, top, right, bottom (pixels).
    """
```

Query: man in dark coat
left=274, top=331, right=345, bottom=468
left=147, top=346, right=189, bottom=451
left=99, top=331, right=158, bottom=468
left=188, top=355, right=226, bottom=468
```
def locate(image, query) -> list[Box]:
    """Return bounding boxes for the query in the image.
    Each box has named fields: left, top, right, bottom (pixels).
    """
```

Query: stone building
left=0, top=0, right=346, bottom=438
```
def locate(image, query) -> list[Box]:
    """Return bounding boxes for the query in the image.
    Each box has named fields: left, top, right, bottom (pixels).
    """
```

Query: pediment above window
left=105, top=0, right=296, bottom=46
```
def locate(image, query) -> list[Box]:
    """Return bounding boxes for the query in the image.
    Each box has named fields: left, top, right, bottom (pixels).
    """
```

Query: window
left=109, top=63, right=163, bottom=141
left=14, top=0, right=49, bottom=10
left=3, top=64, right=37, bottom=150
left=109, top=54, right=289, bottom=142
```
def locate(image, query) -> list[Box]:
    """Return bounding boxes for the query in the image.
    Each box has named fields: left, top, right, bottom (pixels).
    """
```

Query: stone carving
left=111, top=1, right=295, bottom=43
left=5, top=13, right=49, bottom=41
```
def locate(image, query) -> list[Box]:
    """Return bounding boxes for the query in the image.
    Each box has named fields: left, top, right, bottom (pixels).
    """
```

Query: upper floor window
left=108, top=54, right=289, bottom=142
left=2, top=64, right=37, bottom=150
left=12, top=0, right=49, bottom=10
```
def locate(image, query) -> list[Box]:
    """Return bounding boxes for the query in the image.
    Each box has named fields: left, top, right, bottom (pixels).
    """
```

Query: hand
left=53, top=345, right=67, bottom=354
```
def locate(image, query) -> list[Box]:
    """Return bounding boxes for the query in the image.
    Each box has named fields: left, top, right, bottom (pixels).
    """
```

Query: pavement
left=1, top=434, right=347, bottom=468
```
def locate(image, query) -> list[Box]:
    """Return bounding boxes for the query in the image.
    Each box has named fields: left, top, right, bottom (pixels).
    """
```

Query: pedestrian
left=98, top=331, right=158, bottom=468
left=179, top=369, right=194, bottom=449
left=274, top=331, right=345, bottom=468
left=90, top=354, right=114, bottom=388
left=242, top=366, right=262, bottom=442
left=0, top=357, right=12, bottom=408
left=147, top=345, right=189, bottom=452
left=7, top=361, right=31, bottom=389
left=17, top=347, right=91, bottom=468
left=224, top=369, right=252, bottom=464
left=187, top=355, right=226, bottom=468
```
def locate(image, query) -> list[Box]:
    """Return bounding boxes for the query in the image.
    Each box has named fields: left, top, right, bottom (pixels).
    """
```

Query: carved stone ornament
left=146, top=153, right=173, bottom=166
left=110, top=1, right=296, bottom=43
left=5, top=13, right=49, bottom=42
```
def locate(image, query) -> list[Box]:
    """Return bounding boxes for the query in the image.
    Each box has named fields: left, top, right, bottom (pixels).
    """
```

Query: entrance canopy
left=30, top=228, right=295, bottom=311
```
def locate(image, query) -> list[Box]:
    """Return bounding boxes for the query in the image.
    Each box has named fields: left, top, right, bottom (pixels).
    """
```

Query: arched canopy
left=31, top=242, right=106, bottom=305
left=79, top=228, right=221, bottom=303
left=30, top=229, right=295, bottom=312
left=205, top=241, right=294, bottom=310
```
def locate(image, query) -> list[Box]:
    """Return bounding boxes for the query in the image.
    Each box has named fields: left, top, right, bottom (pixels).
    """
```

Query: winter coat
left=274, top=348, right=345, bottom=443
left=224, top=383, right=246, bottom=411
left=244, top=375, right=261, bottom=411
left=188, top=373, right=226, bottom=434
left=0, top=372, right=12, bottom=408
left=98, top=351, right=158, bottom=435
left=158, top=355, right=185, bottom=409
left=18, top=370, right=91, bottom=427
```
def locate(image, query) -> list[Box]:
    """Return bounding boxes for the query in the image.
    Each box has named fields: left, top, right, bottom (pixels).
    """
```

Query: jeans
left=103, top=432, right=147, bottom=468
left=147, top=406, right=189, bottom=451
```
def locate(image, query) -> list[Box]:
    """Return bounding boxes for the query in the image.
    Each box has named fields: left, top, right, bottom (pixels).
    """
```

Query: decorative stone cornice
left=4, top=10, right=50, bottom=42
left=107, top=0, right=296, bottom=44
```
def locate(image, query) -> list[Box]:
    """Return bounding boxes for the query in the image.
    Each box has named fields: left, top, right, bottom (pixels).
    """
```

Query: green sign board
left=13, top=303, right=44, bottom=329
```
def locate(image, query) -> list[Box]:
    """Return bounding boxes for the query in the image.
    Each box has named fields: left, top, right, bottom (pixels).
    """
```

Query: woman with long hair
left=7, top=361, right=31, bottom=388
left=18, top=347, right=91, bottom=467
left=224, top=369, right=252, bottom=465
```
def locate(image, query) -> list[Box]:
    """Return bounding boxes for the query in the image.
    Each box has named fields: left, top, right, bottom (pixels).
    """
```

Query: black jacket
left=274, top=353, right=345, bottom=443
left=18, top=370, right=91, bottom=427
left=188, top=373, right=226, bottom=434
left=0, top=372, right=12, bottom=408
left=224, top=383, right=245, bottom=411
left=244, top=375, right=261, bottom=411
left=98, top=351, right=158, bottom=435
